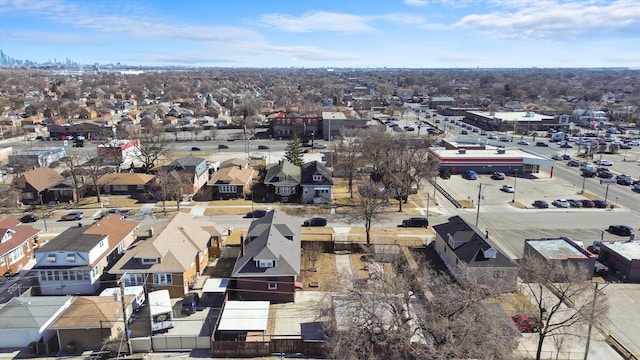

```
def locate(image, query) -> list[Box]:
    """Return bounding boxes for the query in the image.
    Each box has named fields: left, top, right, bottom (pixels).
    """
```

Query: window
left=47, top=254, right=57, bottom=262
left=153, top=273, right=172, bottom=285
left=62, top=271, right=69, bottom=281
left=9, top=247, right=24, bottom=263
left=16, top=182, right=26, bottom=189
left=124, top=273, right=144, bottom=286
left=278, top=187, right=293, bottom=195
left=22, top=192, right=34, bottom=199
left=268, top=282, right=277, bottom=290
left=66, top=254, right=76, bottom=262
left=141, top=257, right=158, bottom=264
left=312, top=174, right=322, bottom=182
left=219, top=185, right=237, bottom=193
left=136, top=185, right=145, bottom=190
left=258, top=260, right=275, bottom=268
left=113, top=185, right=128, bottom=191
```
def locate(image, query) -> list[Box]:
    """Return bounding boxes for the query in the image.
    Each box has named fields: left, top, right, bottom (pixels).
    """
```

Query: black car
left=245, top=209, right=267, bottom=218
left=491, top=172, right=506, bottom=180
left=19, top=214, right=39, bottom=223
left=567, top=159, right=580, bottom=167
left=535, top=142, right=549, bottom=147
left=562, top=154, right=571, bottom=160
left=191, top=147, right=201, bottom=151
left=303, top=217, right=327, bottom=227
left=608, top=224, right=634, bottom=236
left=568, top=199, right=583, bottom=208
left=257, top=145, right=270, bottom=150
left=533, top=200, right=549, bottom=208
left=402, top=217, right=429, bottom=228
left=593, top=199, right=608, bottom=208
left=107, top=209, right=130, bottom=217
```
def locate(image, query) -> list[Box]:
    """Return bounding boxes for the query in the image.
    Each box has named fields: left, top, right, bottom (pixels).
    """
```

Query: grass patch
left=225, top=228, right=249, bottom=246
left=457, top=200, right=476, bottom=209
left=509, top=201, right=528, bottom=209
left=496, top=292, right=538, bottom=317
left=299, top=252, right=339, bottom=291
left=207, top=199, right=250, bottom=206
left=205, top=207, right=247, bottom=216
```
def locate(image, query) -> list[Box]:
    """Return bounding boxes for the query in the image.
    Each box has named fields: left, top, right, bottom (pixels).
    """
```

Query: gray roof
left=300, top=161, right=333, bottom=186
left=37, top=225, right=105, bottom=252
left=0, top=296, right=71, bottom=329
left=433, top=216, right=518, bottom=268
left=169, top=154, right=205, bottom=168
left=231, top=210, right=301, bottom=277
left=264, top=160, right=301, bottom=186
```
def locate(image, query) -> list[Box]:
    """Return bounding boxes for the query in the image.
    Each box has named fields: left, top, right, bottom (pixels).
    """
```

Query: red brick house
left=231, top=210, right=301, bottom=303
left=0, top=217, right=40, bottom=277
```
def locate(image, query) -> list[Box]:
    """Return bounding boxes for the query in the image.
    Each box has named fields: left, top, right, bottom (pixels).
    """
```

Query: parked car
left=218, top=144, right=229, bottom=149
left=501, top=185, right=515, bottom=193
left=19, top=214, right=39, bottom=223
left=535, top=142, right=549, bottom=147
left=581, top=199, right=596, bottom=208
left=463, top=170, right=478, bottom=180
left=617, top=174, right=633, bottom=185
left=190, top=147, right=201, bottom=151
left=245, top=209, right=267, bottom=218
left=608, top=224, right=634, bottom=236
left=491, top=172, right=506, bottom=180
left=257, top=145, right=270, bottom=150
left=567, top=159, right=580, bottom=167
left=533, top=200, right=549, bottom=208
left=597, top=169, right=613, bottom=178
left=517, top=140, right=529, bottom=145
left=60, top=211, right=84, bottom=221
left=562, top=154, right=571, bottom=160
left=107, top=209, right=130, bottom=217
left=568, top=199, right=583, bottom=208
left=594, top=159, right=613, bottom=166
left=499, top=136, right=509, bottom=142
left=401, top=217, right=429, bottom=228
left=312, top=143, right=327, bottom=149
left=303, top=217, right=327, bottom=227
left=593, top=199, right=608, bottom=208
left=551, top=154, right=563, bottom=160
left=461, top=130, right=468, bottom=135
left=181, top=292, right=200, bottom=315
left=552, top=199, right=570, bottom=208
left=510, top=314, right=543, bottom=333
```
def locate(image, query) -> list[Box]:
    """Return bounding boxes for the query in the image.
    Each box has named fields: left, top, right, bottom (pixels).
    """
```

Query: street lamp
left=39, top=194, right=48, bottom=231
left=512, top=169, right=518, bottom=203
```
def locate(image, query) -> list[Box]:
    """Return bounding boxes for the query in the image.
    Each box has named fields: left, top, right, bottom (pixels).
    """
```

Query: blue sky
left=1, top=0, right=639, bottom=68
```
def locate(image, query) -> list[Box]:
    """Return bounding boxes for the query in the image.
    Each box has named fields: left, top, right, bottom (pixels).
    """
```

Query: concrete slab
left=270, top=291, right=328, bottom=338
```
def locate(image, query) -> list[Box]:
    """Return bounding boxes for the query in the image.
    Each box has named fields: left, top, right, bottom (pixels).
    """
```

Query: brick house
left=152, top=154, right=209, bottom=195
left=263, top=160, right=301, bottom=203
left=207, top=162, right=254, bottom=200
left=13, top=167, right=76, bottom=205
left=231, top=210, right=300, bottom=303
left=0, top=216, right=41, bottom=277
left=93, top=173, right=156, bottom=199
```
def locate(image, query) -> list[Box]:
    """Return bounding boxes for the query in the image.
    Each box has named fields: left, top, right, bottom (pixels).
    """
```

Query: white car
left=517, top=140, right=529, bottom=145
left=594, top=159, right=613, bottom=166
left=501, top=185, right=515, bottom=193
left=553, top=199, right=570, bottom=208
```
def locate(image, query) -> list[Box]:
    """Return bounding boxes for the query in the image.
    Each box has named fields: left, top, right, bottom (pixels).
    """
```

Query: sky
left=1, top=0, right=639, bottom=68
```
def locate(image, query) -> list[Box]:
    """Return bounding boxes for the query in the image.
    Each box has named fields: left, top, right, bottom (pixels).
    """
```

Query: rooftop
left=217, top=300, right=270, bottom=332
left=602, top=241, right=640, bottom=261
left=526, top=237, right=591, bottom=259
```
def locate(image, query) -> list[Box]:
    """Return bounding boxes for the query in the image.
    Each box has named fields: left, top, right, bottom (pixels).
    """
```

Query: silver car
left=61, top=211, right=84, bottom=221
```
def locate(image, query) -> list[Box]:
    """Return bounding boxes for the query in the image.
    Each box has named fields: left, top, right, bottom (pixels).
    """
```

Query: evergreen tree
left=284, top=133, right=304, bottom=167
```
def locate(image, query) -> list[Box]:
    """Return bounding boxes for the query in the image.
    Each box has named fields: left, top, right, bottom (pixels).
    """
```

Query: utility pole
left=584, top=282, right=607, bottom=360
left=119, top=281, right=132, bottom=355
left=476, top=183, right=492, bottom=227
left=512, top=169, right=518, bottom=203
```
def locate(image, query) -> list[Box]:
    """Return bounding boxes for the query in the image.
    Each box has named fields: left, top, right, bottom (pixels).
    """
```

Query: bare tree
left=153, top=168, right=190, bottom=213
left=352, top=182, right=388, bottom=245
left=60, top=152, right=84, bottom=203
left=128, top=125, right=173, bottom=173
left=333, top=129, right=364, bottom=198
left=519, top=255, right=609, bottom=360
left=83, top=156, right=107, bottom=203
left=303, top=241, right=323, bottom=272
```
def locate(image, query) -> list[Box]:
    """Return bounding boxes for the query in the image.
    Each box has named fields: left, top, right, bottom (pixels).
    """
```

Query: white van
left=99, top=285, right=145, bottom=311
left=149, top=290, right=174, bottom=333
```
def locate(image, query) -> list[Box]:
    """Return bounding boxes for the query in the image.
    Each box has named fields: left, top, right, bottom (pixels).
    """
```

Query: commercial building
left=96, top=139, right=139, bottom=165
left=523, top=237, right=596, bottom=281
left=9, top=147, right=66, bottom=168
left=598, top=241, right=640, bottom=282
left=461, top=111, right=558, bottom=132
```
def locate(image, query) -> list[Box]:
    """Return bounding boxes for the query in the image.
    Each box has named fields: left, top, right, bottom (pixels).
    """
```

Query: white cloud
left=0, top=30, right=100, bottom=44
left=259, top=11, right=374, bottom=33
left=457, top=0, right=640, bottom=38
left=403, top=0, right=430, bottom=6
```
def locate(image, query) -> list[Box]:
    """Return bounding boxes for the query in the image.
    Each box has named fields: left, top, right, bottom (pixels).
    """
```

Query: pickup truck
left=510, top=314, right=543, bottom=332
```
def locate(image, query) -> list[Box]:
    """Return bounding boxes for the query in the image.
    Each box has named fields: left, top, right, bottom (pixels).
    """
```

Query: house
left=523, top=237, right=596, bottom=281
left=33, top=216, right=139, bottom=295
left=109, top=213, right=224, bottom=297
left=300, top=161, right=333, bottom=204
left=0, top=217, right=41, bottom=277
left=231, top=210, right=301, bottom=303
left=48, top=295, right=133, bottom=353
left=207, top=163, right=254, bottom=200
left=0, top=296, right=72, bottom=352
left=263, top=160, right=301, bottom=203
left=432, top=216, right=519, bottom=293
left=13, top=167, right=76, bottom=205
left=93, top=173, right=156, bottom=199
left=152, top=154, right=209, bottom=195
left=96, top=139, right=140, bottom=166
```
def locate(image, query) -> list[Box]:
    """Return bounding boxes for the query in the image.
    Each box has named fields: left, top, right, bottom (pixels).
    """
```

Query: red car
left=510, top=314, right=543, bottom=332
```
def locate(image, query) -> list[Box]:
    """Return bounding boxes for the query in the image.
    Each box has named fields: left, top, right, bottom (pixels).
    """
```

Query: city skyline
left=1, top=0, right=639, bottom=69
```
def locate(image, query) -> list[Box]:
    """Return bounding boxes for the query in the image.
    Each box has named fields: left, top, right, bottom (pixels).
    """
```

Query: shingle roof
left=13, top=167, right=64, bottom=192
left=432, top=216, right=518, bottom=268
left=300, top=161, right=333, bottom=186
left=231, top=210, right=301, bottom=277
left=96, top=173, right=155, bottom=186
left=220, top=158, right=248, bottom=169
left=110, top=213, right=218, bottom=274
left=264, top=160, right=301, bottom=186
left=0, top=296, right=72, bottom=329
left=49, top=296, right=134, bottom=329
left=0, top=217, right=41, bottom=257
left=209, top=166, right=254, bottom=186
left=169, top=154, right=205, bottom=168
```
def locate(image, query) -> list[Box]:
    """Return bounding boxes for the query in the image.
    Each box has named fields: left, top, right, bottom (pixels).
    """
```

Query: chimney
left=240, top=232, right=245, bottom=257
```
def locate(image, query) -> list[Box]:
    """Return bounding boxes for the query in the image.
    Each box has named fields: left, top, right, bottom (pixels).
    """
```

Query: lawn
left=299, top=252, right=339, bottom=292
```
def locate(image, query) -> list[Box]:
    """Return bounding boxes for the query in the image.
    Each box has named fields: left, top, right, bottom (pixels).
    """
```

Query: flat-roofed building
left=598, top=241, right=640, bottom=282
left=462, top=111, right=557, bottom=132
left=524, top=237, right=596, bottom=281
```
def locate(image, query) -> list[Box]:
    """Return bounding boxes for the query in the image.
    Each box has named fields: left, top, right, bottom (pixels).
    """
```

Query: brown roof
left=84, top=215, right=139, bottom=249
left=96, top=173, right=155, bottom=186
left=0, top=217, right=41, bottom=257
left=209, top=166, right=254, bottom=186
left=13, top=168, right=64, bottom=192
left=49, top=296, right=134, bottom=329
